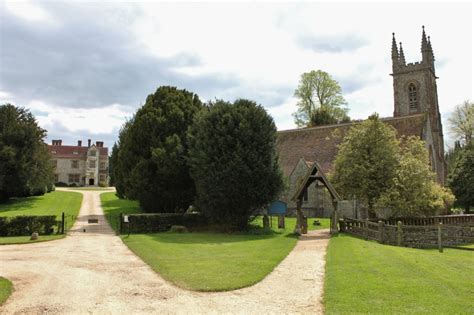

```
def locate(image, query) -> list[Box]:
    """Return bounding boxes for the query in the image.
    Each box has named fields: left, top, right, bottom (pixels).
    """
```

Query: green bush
left=123, top=213, right=207, bottom=233
left=55, top=182, right=68, bottom=187
left=0, top=215, right=58, bottom=236
left=187, top=99, right=284, bottom=230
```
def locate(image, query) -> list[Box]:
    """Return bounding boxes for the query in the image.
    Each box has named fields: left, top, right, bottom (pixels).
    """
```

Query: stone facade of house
left=276, top=27, right=447, bottom=217
left=48, top=139, right=109, bottom=187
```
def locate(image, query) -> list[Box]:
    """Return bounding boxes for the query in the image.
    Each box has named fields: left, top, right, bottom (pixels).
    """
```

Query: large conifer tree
left=0, top=104, right=54, bottom=201
left=114, top=86, right=202, bottom=212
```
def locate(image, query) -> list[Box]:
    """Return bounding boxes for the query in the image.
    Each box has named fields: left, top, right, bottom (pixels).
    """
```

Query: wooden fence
left=339, top=216, right=474, bottom=251
left=378, top=214, right=474, bottom=226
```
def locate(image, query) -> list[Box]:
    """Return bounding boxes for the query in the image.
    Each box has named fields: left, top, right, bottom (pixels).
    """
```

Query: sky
left=0, top=1, right=472, bottom=149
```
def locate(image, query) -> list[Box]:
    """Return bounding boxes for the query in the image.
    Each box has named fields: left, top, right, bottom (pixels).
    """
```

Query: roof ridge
left=277, top=114, right=425, bottom=134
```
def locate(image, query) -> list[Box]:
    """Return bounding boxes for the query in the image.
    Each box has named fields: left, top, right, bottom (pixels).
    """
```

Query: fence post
left=397, top=221, right=403, bottom=247
left=378, top=221, right=384, bottom=244
left=364, top=219, right=369, bottom=240
left=61, top=212, right=65, bottom=234
left=438, top=222, right=443, bottom=253
left=119, top=213, right=123, bottom=234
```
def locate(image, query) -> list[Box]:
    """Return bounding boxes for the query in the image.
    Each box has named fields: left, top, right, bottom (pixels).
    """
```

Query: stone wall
left=340, top=216, right=474, bottom=249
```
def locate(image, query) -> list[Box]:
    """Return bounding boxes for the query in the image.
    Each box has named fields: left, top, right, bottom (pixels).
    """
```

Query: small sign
left=123, top=215, right=129, bottom=223
left=268, top=201, right=287, bottom=215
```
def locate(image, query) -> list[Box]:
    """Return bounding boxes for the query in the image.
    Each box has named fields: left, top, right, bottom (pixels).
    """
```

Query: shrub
left=188, top=99, right=284, bottom=230
left=112, top=86, right=203, bottom=212
left=0, top=215, right=58, bottom=236
left=123, top=213, right=207, bottom=233
left=55, top=182, right=68, bottom=187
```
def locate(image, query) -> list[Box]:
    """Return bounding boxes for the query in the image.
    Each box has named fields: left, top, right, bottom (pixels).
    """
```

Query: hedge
left=121, top=213, right=207, bottom=233
left=0, top=216, right=58, bottom=236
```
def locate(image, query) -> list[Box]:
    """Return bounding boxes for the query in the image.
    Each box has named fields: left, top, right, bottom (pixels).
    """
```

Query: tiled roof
left=48, top=145, right=108, bottom=158
left=277, top=114, right=425, bottom=177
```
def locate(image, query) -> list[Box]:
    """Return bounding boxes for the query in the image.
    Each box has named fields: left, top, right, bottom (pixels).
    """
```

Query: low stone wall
left=340, top=217, right=474, bottom=249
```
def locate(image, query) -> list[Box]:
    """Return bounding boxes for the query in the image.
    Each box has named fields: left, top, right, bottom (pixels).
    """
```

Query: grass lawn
left=101, top=192, right=304, bottom=291
left=61, top=187, right=114, bottom=191
left=324, top=233, right=474, bottom=314
left=0, top=277, right=13, bottom=305
left=256, top=215, right=330, bottom=231
left=100, top=192, right=142, bottom=233
left=0, top=191, right=83, bottom=245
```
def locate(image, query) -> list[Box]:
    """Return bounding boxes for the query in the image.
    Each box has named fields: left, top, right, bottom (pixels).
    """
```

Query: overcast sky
left=0, top=1, right=472, bottom=149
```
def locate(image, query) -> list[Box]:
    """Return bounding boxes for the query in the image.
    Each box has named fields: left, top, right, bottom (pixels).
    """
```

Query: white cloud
left=4, top=0, right=54, bottom=23
left=1, top=1, right=471, bottom=145
left=27, top=100, right=131, bottom=136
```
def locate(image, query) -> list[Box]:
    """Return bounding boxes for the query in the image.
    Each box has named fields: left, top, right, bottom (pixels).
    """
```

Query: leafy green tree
left=293, top=70, right=350, bottom=127
left=0, top=104, right=54, bottom=201
left=332, top=114, right=399, bottom=217
left=375, top=136, right=454, bottom=217
left=448, top=143, right=474, bottom=213
left=114, top=86, right=202, bottom=212
left=188, top=99, right=284, bottom=230
left=448, top=100, right=474, bottom=145
left=445, top=141, right=463, bottom=175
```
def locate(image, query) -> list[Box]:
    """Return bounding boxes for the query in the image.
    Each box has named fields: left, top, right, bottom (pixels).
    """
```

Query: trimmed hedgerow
left=0, top=215, right=58, bottom=236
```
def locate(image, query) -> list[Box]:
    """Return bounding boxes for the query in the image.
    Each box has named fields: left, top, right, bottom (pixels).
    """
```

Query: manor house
left=277, top=27, right=446, bottom=217
left=48, top=139, right=109, bottom=187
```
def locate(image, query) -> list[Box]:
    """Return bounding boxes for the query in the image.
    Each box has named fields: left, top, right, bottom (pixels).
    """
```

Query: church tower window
left=408, top=83, right=418, bottom=111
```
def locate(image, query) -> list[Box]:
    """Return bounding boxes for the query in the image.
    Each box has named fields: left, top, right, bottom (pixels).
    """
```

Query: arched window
left=408, top=83, right=418, bottom=111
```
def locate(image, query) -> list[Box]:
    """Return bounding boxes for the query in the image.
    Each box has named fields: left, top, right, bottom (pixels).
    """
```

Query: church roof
left=276, top=114, right=425, bottom=177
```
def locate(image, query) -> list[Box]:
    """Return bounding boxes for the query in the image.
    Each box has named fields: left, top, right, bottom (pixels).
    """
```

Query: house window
left=51, top=160, right=57, bottom=168
left=51, top=150, right=56, bottom=154
left=99, top=174, right=106, bottom=182
left=100, top=162, right=106, bottom=169
left=89, top=150, right=96, bottom=157
left=408, top=83, right=418, bottom=111
left=89, top=160, right=96, bottom=168
left=54, top=174, right=59, bottom=183
left=68, top=174, right=80, bottom=183
left=71, top=160, right=79, bottom=168
left=73, top=151, right=78, bottom=155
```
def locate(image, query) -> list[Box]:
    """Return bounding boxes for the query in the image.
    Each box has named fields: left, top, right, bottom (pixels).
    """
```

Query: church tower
left=391, top=26, right=446, bottom=184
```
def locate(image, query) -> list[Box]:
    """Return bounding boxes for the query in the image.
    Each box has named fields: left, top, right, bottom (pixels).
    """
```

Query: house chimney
left=96, top=141, right=103, bottom=148
left=78, top=140, right=82, bottom=147
left=52, top=139, right=62, bottom=146
left=88, top=139, right=91, bottom=147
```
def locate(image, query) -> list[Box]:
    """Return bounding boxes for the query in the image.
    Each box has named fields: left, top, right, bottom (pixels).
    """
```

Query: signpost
left=268, top=201, right=287, bottom=229
left=123, top=215, right=130, bottom=236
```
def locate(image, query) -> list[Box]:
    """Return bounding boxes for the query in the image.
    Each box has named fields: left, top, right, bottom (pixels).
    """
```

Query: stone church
left=276, top=27, right=446, bottom=217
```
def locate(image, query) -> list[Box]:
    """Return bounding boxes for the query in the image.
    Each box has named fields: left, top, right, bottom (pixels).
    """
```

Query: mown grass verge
left=0, top=191, right=82, bottom=244
left=324, top=233, right=474, bottom=314
left=101, top=192, right=322, bottom=291
left=0, top=277, right=13, bottom=305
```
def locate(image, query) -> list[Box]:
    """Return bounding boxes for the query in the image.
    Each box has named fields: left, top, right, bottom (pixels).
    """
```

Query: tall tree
left=448, top=100, right=474, bottom=145
left=0, top=104, right=54, bottom=201
left=114, top=86, right=203, bottom=212
left=448, top=142, right=474, bottom=213
left=375, top=136, right=454, bottom=217
left=188, top=99, right=284, bottom=230
left=293, top=70, right=350, bottom=127
left=332, top=114, right=399, bottom=217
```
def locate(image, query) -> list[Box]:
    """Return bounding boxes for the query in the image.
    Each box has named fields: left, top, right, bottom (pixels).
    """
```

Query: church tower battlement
left=391, top=26, right=446, bottom=184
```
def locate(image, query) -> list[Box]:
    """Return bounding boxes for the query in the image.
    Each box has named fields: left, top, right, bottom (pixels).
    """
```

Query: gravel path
left=0, top=190, right=329, bottom=314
